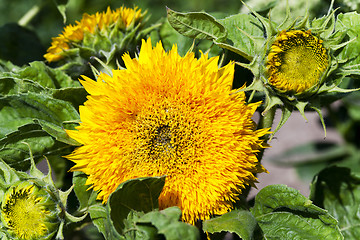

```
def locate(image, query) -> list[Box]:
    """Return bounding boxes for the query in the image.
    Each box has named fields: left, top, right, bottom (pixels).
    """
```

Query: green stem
left=18, top=4, right=42, bottom=27
left=257, top=105, right=276, bottom=161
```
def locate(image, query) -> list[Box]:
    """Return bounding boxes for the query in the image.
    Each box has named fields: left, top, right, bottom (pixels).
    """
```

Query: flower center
left=266, top=30, right=329, bottom=94
left=131, top=101, right=203, bottom=170
left=1, top=185, right=49, bottom=239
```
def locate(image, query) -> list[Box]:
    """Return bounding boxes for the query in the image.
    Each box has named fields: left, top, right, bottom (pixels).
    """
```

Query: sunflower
left=43, top=6, right=153, bottom=78
left=266, top=30, right=329, bottom=94
left=65, top=38, right=269, bottom=224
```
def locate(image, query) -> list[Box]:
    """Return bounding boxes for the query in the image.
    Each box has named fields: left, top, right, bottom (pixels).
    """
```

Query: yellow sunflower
left=65, top=38, right=269, bottom=224
left=44, top=6, right=145, bottom=62
left=266, top=30, right=329, bottom=94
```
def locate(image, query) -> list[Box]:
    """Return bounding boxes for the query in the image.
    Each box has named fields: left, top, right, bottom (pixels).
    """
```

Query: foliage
left=1, top=0, right=360, bottom=239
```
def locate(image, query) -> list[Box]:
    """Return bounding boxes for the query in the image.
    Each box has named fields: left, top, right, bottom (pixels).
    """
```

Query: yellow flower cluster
left=44, top=6, right=143, bottom=62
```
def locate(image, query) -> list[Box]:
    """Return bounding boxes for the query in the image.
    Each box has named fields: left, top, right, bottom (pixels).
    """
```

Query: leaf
left=14, top=61, right=80, bottom=89
left=218, top=13, right=265, bottom=60
left=52, top=87, right=87, bottom=110
left=167, top=8, right=227, bottom=41
left=310, top=166, right=360, bottom=239
left=107, top=176, right=166, bottom=234
left=336, top=12, right=360, bottom=72
left=138, top=207, right=200, bottom=240
left=0, top=92, right=79, bottom=140
left=0, top=76, right=46, bottom=96
left=52, top=0, right=69, bottom=23
left=0, top=123, right=73, bottom=170
left=251, top=184, right=343, bottom=240
left=203, top=209, right=258, bottom=240
left=0, top=23, right=45, bottom=66
left=73, top=171, right=98, bottom=212
left=88, top=203, right=123, bottom=240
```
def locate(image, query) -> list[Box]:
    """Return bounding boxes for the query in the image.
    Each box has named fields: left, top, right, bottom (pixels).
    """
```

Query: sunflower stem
left=259, top=105, right=276, bottom=135
left=18, top=4, right=42, bottom=27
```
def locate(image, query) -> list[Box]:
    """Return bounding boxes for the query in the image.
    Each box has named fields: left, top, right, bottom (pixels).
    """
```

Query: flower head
left=44, top=6, right=151, bottom=78
left=0, top=181, right=61, bottom=240
left=65, top=38, right=269, bottom=224
left=267, top=30, right=329, bottom=94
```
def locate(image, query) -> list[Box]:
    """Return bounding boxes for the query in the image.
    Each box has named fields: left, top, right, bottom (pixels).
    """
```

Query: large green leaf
left=251, top=184, right=343, bottom=240
left=107, top=176, right=166, bottom=234
left=0, top=92, right=79, bottom=141
left=167, top=8, right=227, bottom=41
left=0, top=123, right=73, bottom=170
left=14, top=61, right=80, bottom=89
left=336, top=12, right=360, bottom=73
left=137, top=207, right=200, bottom=240
left=218, top=13, right=265, bottom=60
left=88, top=203, right=123, bottom=240
left=203, top=209, right=258, bottom=240
left=72, top=171, right=98, bottom=213
left=310, top=166, right=360, bottom=239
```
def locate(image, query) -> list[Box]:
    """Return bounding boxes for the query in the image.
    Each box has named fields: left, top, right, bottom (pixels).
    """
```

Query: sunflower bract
left=65, top=38, right=270, bottom=224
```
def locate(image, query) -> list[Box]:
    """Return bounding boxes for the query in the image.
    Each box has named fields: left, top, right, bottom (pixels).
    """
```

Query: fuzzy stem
left=18, top=4, right=42, bottom=27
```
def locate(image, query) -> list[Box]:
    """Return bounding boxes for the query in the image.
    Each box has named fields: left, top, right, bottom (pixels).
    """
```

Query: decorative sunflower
left=44, top=6, right=156, bottom=78
left=65, top=38, right=270, bottom=224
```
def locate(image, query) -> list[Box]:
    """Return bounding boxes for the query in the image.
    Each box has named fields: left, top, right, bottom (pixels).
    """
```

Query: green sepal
left=310, top=166, right=360, bottom=239
left=251, top=184, right=343, bottom=240
left=203, top=209, right=258, bottom=240
left=166, top=8, right=227, bottom=42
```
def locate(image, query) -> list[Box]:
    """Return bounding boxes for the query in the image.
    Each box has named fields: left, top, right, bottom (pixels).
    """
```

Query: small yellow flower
left=44, top=6, right=145, bottom=62
left=65, top=38, right=270, bottom=224
left=266, top=30, right=329, bottom=94
left=1, top=181, right=61, bottom=240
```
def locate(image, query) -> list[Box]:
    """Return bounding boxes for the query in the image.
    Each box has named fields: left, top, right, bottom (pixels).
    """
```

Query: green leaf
left=52, top=0, right=69, bottom=23
left=0, top=23, right=45, bottom=66
left=167, top=8, right=227, bottom=41
left=251, top=184, right=343, bottom=240
left=0, top=76, right=46, bottom=96
left=336, top=12, right=360, bottom=73
left=14, top=61, right=80, bottom=89
left=137, top=207, right=200, bottom=240
left=203, top=209, right=257, bottom=240
left=0, top=123, right=73, bottom=170
left=73, top=171, right=98, bottom=212
left=52, top=87, right=87, bottom=110
left=310, top=166, right=360, bottom=239
left=107, top=176, right=166, bottom=234
left=0, top=92, right=79, bottom=139
left=89, top=203, right=123, bottom=240
left=218, top=13, right=265, bottom=60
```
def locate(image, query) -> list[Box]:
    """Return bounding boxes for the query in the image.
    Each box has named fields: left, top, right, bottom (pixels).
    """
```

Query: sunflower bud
left=266, top=30, right=329, bottom=96
left=44, top=6, right=155, bottom=78
left=1, top=181, right=61, bottom=240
